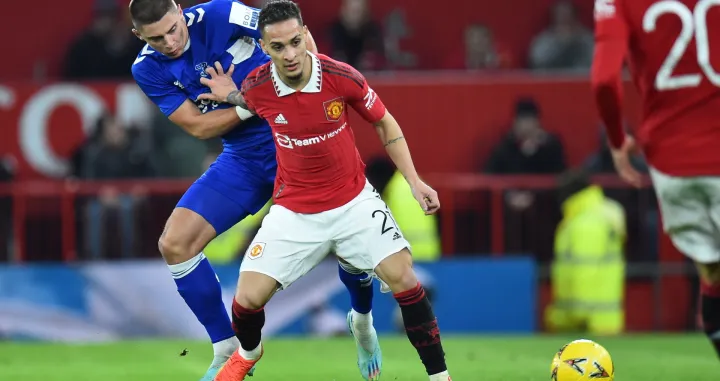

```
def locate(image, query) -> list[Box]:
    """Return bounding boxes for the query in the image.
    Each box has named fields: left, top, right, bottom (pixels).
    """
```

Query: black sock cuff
left=394, top=283, right=425, bottom=306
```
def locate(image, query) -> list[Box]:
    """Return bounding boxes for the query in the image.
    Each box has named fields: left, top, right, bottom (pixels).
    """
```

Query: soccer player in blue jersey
left=129, top=1, right=380, bottom=380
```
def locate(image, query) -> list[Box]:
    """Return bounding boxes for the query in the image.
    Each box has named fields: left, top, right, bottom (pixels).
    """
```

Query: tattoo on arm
left=226, top=90, right=247, bottom=108
left=384, top=136, right=405, bottom=147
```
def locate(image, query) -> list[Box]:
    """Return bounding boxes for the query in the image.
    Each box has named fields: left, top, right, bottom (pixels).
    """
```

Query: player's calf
left=214, top=272, right=277, bottom=381
left=698, top=262, right=720, bottom=358
left=375, top=250, right=450, bottom=380
left=159, top=208, right=238, bottom=371
left=232, top=271, right=279, bottom=360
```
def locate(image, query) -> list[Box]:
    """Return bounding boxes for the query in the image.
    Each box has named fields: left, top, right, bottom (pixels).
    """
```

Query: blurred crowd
left=65, top=0, right=595, bottom=79
left=1, top=0, right=656, bottom=263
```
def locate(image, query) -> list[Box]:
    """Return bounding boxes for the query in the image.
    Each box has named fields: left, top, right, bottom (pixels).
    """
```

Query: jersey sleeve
left=207, top=0, right=261, bottom=41
left=591, top=0, right=630, bottom=149
left=132, top=58, right=187, bottom=117
left=339, top=64, right=387, bottom=124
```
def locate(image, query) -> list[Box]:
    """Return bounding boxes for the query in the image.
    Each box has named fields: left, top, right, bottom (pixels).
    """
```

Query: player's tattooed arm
left=226, top=90, right=248, bottom=108
left=374, top=112, right=418, bottom=184
left=374, top=111, right=440, bottom=214
left=384, top=136, right=405, bottom=147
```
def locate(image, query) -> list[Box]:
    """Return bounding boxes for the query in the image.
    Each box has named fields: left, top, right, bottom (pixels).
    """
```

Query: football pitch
left=0, top=334, right=716, bottom=380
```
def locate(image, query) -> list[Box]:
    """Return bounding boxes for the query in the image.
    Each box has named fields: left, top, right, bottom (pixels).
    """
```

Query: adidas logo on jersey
left=392, top=232, right=402, bottom=241
left=275, top=114, right=288, bottom=124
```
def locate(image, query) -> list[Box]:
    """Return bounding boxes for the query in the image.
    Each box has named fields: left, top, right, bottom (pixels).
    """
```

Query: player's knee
left=158, top=208, right=216, bottom=265
left=158, top=233, right=184, bottom=264
left=158, top=230, right=199, bottom=265
left=375, top=249, right=418, bottom=293
left=235, top=292, right=267, bottom=311
left=235, top=272, right=279, bottom=310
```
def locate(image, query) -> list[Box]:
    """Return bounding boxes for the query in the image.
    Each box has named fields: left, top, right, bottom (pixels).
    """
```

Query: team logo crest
left=195, top=62, right=210, bottom=78
left=247, top=242, right=266, bottom=259
left=323, top=98, right=344, bottom=121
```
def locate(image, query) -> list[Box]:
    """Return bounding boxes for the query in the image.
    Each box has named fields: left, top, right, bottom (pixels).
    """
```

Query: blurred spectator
left=383, top=8, right=417, bottom=69
left=485, top=98, right=567, bottom=176
left=78, top=114, right=154, bottom=259
left=529, top=0, right=593, bottom=71
left=62, top=0, right=145, bottom=80
left=443, top=24, right=515, bottom=70
left=546, top=169, right=626, bottom=335
left=148, top=108, right=211, bottom=178
left=485, top=98, right=567, bottom=256
left=329, top=0, right=385, bottom=71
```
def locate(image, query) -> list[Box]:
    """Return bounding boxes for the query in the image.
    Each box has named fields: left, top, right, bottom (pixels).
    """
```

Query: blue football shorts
left=176, top=147, right=277, bottom=235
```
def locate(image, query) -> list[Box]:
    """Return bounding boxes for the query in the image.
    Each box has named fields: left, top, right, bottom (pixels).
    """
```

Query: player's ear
left=259, top=39, right=268, bottom=55
left=131, top=29, right=143, bottom=41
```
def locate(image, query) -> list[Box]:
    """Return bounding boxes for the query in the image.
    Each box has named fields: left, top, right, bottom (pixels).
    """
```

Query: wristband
left=235, top=105, right=253, bottom=121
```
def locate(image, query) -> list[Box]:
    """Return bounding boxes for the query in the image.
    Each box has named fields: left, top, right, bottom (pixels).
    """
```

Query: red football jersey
left=592, top=0, right=720, bottom=176
left=241, top=53, right=387, bottom=213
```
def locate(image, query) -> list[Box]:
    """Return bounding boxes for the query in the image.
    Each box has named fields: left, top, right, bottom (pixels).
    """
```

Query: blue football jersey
left=132, top=0, right=272, bottom=153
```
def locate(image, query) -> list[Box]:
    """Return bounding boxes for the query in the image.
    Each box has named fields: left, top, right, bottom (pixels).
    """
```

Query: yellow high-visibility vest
left=546, top=185, right=626, bottom=335
left=383, top=171, right=441, bottom=262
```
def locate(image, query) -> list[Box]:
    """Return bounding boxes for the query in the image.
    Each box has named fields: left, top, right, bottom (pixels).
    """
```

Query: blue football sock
left=338, top=262, right=373, bottom=314
left=169, top=252, right=235, bottom=343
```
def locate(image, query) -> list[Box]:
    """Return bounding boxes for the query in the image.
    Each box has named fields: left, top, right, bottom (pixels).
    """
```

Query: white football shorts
left=649, top=167, right=720, bottom=264
left=240, top=180, right=412, bottom=289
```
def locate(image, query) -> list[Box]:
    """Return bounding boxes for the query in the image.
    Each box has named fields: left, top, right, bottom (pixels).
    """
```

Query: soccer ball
left=550, top=339, right=614, bottom=381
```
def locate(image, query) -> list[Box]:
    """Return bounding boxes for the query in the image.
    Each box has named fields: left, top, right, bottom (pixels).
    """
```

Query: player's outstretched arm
left=168, top=100, right=241, bottom=140
left=374, top=111, right=440, bottom=215
left=198, top=62, right=252, bottom=108
left=133, top=61, right=245, bottom=140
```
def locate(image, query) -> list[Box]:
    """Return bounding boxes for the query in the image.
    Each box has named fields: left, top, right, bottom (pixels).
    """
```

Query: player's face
left=133, top=5, right=188, bottom=59
left=261, top=19, right=309, bottom=83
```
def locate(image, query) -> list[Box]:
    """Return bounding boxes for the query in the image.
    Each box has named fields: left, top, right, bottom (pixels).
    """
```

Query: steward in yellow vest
left=545, top=170, right=626, bottom=335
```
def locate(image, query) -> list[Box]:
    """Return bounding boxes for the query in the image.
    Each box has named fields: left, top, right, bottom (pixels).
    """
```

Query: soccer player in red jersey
left=592, top=0, right=720, bottom=357
left=198, top=1, right=452, bottom=380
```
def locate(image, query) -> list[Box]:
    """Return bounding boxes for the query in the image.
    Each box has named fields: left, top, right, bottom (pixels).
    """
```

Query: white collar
left=271, top=51, right=322, bottom=97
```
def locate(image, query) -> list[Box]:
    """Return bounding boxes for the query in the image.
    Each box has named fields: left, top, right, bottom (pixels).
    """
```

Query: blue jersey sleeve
left=131, top=56, right=187, bottom=117
left=206, top=0, right=261, bottom=40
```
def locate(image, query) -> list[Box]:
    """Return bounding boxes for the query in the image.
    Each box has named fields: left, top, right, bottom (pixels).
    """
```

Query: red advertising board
left=0, top=74, right=641, bottom=180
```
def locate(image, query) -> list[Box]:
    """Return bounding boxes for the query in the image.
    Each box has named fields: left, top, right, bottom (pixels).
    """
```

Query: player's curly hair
left=129, top=0, right=177, bottom=28
left=259, top=0, right=304, bottom=34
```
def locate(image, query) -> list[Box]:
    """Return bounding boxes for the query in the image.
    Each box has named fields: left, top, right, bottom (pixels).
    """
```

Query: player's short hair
left=129, top=0, right=177, bottom=27
left=259, top=0, right=304, bottom=34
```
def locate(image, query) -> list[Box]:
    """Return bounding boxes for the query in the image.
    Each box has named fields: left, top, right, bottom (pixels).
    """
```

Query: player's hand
left=198, top=61, right=238, bottom=103
left=410, top=180, right=440, bottom=215
left=610, top=136, right=643, bottom=188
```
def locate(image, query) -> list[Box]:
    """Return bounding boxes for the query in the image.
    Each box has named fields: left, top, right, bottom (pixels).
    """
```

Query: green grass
left=0, top=334, right=716, bottom=380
